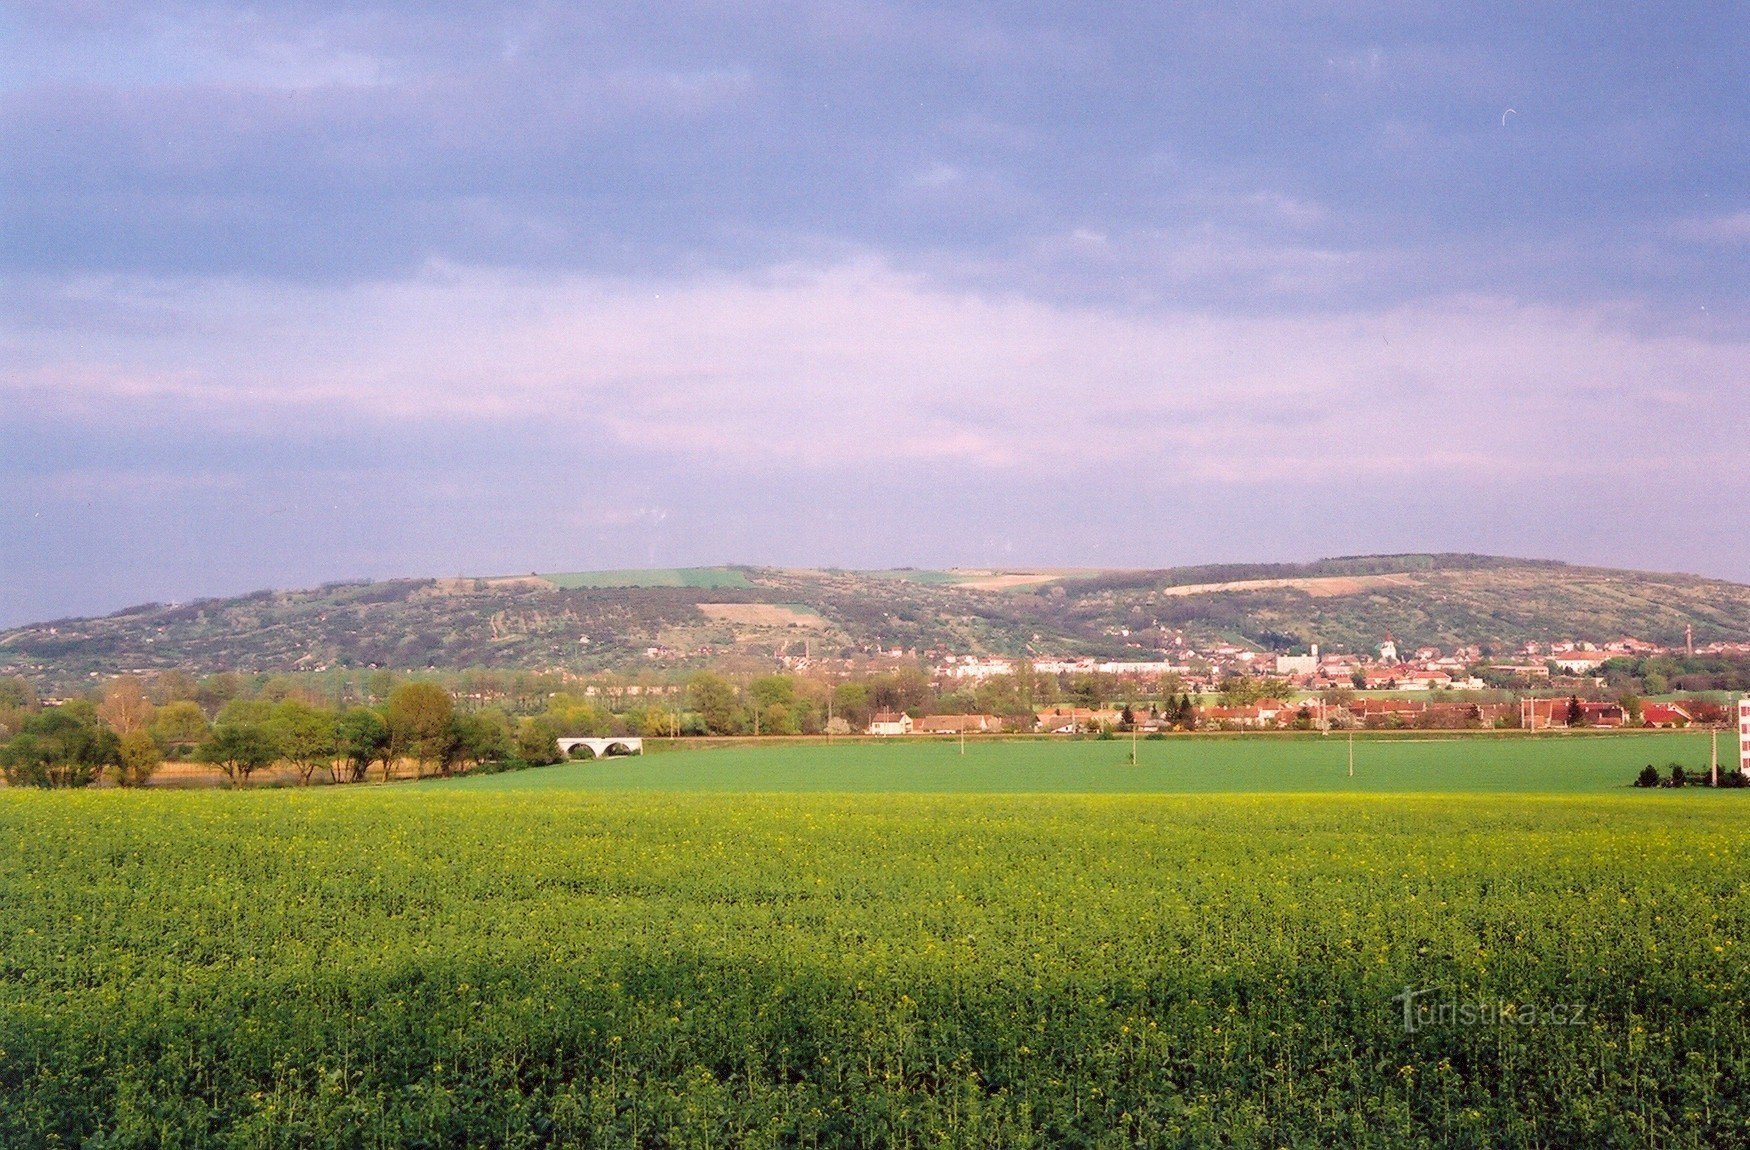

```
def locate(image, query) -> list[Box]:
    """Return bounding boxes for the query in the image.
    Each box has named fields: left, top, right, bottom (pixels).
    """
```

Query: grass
left=539, top=567, right=755, bottom=590
left=438, top=730, right=1725, bottom=794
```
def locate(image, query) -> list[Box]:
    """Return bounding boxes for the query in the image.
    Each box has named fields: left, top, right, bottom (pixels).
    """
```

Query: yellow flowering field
left=1, top=788, right=1746, bottom=1146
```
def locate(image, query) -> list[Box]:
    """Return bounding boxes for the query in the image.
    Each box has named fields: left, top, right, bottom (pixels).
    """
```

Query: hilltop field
left=4, top=736, right=1750, bottom=1147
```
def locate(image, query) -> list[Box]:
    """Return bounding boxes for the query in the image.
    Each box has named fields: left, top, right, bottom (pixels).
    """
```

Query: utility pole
left=960, top=714, right=966, bottom=756
left=1712, top=724, right=1720, bottom=787
left=1348, top=725, right=1355, bottom=779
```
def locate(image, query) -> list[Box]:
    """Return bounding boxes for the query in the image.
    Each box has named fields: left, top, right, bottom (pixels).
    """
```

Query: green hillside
left=3, top=554, right=1748, bottom=686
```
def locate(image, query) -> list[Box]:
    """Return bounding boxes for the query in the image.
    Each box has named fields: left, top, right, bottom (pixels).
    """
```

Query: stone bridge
left=556, top=737, right=644, bottom=760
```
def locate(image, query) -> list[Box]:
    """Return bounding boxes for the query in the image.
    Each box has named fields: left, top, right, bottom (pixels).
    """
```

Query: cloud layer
left=2, top=2, right=1746, bottom=624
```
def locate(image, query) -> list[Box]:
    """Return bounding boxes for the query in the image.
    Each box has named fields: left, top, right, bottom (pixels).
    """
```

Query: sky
left=2, top=2, right=1746, bottom=626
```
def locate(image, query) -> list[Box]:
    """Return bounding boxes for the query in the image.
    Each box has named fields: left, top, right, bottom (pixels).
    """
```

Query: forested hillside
left=4, top=555, right=1748, bottom=688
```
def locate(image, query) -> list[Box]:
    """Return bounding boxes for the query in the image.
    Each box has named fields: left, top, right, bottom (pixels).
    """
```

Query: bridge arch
left=556, top=737, right=644, bottom=760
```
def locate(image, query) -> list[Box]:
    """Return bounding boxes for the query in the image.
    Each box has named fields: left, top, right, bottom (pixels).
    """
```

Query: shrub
left=1635, top=764, right=1661, bottom=788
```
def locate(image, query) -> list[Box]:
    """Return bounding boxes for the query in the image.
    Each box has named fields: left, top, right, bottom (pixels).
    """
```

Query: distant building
left=1549, top=652, right=1614, bottom=674
left=1740, top=698, right=1750, bottom=775
left=1378, top=632, right=1398, bottom=663
left=913, top=714, right=1006, bottom=734
left=1641, top=702, right=1692, bottom=729
left=1275, top=645, right=1319, bottom=676
left=868, top=712, right=913, bottom=736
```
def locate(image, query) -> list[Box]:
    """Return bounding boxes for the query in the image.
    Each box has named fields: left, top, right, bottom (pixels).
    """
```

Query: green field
left=5, top=740, right=1749, bottom=1147
left=540, top=567, right=755, bottom=590
left=444, top=731, right=1722, bottom=794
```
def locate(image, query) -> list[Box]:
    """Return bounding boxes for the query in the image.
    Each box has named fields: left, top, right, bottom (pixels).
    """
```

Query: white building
left=869, top=711, right=913, bottom=736
left=1740, top=698, right=1750, bottom=776
left=1275, top=645, right=1319, bottom=676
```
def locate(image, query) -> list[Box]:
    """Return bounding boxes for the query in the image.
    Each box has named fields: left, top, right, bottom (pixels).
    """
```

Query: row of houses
left=868, top=699, right=1710, bottom=736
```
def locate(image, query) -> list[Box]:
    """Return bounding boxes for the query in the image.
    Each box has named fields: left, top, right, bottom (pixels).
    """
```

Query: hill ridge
left=4, top=555, right=1748, bottom=688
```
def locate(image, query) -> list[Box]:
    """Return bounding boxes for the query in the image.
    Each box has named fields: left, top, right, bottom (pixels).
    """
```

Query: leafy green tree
left=514, top=716, right=562, bottom=765
left=215, top=698, right=275, bottom=726
left=545, top=693, right=610, bottom=737
left=445, top=710, right=511, bottom=775
left=759, top=702, right=799, bottom=736
left=197, top=724, right=282, bottom=788
left=628, top=705, right=676, bottom=739
left=269, top=700, right=338, bottom=785
left=0, top=676, right=38, bottom=738
left=1218, top=676, right=1268, bottom=707
left=688, top=673, right=744, bottom=735
left=336, top=707, right=391, bottom=783
left=832, top=682, right=872, bottom=730
left=0, top=703, right=120, bottom=788
left=385, top=682, right=455, bottom=778
left=749, top=675, right=796, bottom=710
left=0, top=676, right=37, bottom=709
left=112, top=730, right=163, bottom=787
left=150, top=701, right=210, bottom=759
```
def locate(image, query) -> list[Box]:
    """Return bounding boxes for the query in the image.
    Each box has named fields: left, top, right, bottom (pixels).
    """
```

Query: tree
left=444, top=710, right=511, bottom=775
left=336, top=707, right=390, bottom=783
left=195, top=672, right=243, bottom=717
left=96, top=676, right=154, bottom=736
left=215, top=698, right=275, bottom=726
left=1634, top=764, right=1661, bottom=788
left=0, top=703, right=120, bottom=788
left=269, top=700, right=338, bottom=785
left=832, top=682, right=872, bottom=731
left=514, top=716, right=562, bottom=765
left=196, top=724, right=281, bottom=788
left=147, top=669, right=200, bottom=705
left=150, top=701, right=210, bottom=759
left=0, top=676, right=38, bottom=739
left=1218, top=677, right=1283, bottom=707
left=384, top=682, right=454, bottom=778
left=1567, top=695, right=1584, bottom=728
left=112, top=730, right=163, bottom=787
left=545, top=693, right=610, bottom=737
left=759, top=702, right=799, bottom=736
left=749, top=675, right=796, bottom=710
left=0, top=676, right=37, bottom=710
left=688, top=673, right=744, bottom=736
left=1618, top=693, right=1644, bottom=726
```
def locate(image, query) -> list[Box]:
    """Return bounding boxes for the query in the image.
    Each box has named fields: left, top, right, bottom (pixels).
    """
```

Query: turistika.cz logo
left=1391, top=986, right=1588, bottom=1034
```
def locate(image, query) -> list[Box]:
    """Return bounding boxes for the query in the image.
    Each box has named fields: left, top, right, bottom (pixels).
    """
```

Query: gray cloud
left=2, top=1, right=1747, bottom=624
